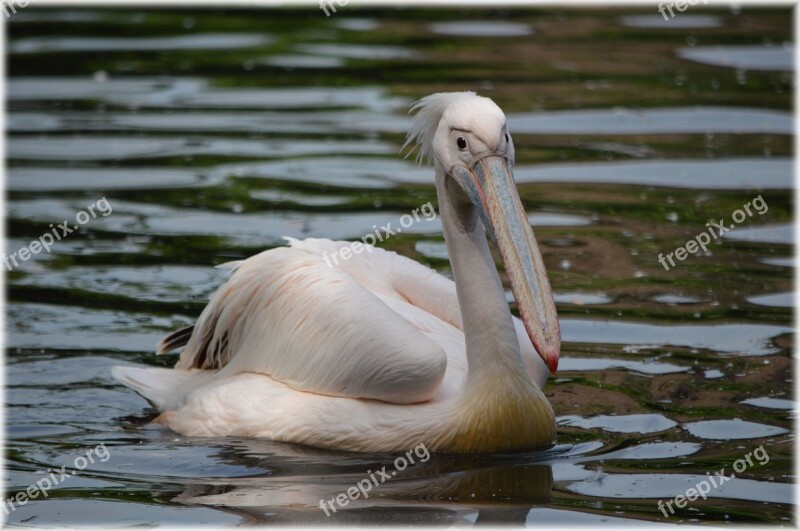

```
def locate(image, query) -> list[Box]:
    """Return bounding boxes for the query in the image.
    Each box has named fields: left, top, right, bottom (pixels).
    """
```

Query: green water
left=5, top=6, right=794, bottom=526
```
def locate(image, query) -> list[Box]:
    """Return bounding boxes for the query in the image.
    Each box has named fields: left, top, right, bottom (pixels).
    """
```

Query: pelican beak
left=450, top=155, right=560, bottom=373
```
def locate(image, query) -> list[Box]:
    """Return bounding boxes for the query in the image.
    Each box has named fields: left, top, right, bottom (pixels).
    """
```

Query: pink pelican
left=113, top=92, right=561, bottom=453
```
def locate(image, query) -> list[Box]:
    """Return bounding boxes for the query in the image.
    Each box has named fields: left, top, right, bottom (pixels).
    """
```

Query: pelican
left=112, top=92, right=561, bottom=453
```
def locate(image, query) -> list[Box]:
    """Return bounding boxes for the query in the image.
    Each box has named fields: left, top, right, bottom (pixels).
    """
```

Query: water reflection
left=10, top=33, right=272, bottom=53
left=172, top=440, right=555, bottom=524
left=507, top=107, right=792, bottom=135
left=512, top=158, right=792, bottom=189
left=619, top=14, right=722, bottom=29
left=558, top=414, right=677, bottom=434
left=678, top=45, right=794, bottom=71
left=429, top=21, right=532, bottom=37
left=683, top=419, right=789, bottom=440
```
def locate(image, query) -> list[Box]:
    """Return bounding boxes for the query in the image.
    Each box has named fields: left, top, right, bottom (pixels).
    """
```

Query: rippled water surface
left=5, top=6, right=794, bottom=526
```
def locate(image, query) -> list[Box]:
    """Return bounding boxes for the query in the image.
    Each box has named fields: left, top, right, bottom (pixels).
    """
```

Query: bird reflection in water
left=171, top=438, right=558, bottom=525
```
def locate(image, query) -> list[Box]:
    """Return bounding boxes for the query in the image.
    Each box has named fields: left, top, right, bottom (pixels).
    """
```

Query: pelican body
left=113, top=92, right=561, bottom=453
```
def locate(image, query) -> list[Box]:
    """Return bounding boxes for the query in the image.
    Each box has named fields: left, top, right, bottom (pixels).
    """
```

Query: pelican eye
left=456, top=137, right=467, bottom=150
left=505, top=133, right=509, bottom=144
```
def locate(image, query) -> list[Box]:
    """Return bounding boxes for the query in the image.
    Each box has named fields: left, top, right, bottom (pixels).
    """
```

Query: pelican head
left=405, top=92, right=560, bottom=373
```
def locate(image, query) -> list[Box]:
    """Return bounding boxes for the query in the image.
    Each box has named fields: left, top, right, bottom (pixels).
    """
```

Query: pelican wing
left=165, top=238, right=452, bottom=404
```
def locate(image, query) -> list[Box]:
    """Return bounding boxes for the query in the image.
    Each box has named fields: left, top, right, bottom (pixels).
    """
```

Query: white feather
left=402, top=91, right=477, bottom=165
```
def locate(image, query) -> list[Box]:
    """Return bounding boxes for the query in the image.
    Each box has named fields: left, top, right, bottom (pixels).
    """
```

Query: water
left=5, top=6, right=794, bottom=526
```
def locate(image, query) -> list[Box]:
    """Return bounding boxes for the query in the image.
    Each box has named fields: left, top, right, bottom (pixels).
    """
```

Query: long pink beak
left=451, top=155, right=561, bottom=373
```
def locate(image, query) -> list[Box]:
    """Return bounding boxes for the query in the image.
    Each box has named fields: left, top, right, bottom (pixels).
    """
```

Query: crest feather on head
left=402, top=91, right=478, bottom=165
